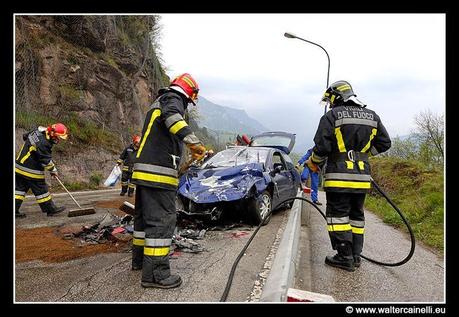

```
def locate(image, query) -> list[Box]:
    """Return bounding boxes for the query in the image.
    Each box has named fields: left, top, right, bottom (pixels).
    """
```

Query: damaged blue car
left=177, top=132, right=301, bottom=225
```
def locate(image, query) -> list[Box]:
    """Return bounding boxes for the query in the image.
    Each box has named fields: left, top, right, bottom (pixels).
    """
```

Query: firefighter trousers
left=325, top=192, right=366, bottom=257
left=121, top=169, right=135, bottom=194
left=133, top=185, right=176, bottom=282
left=15, top=173, right=59, bottom=214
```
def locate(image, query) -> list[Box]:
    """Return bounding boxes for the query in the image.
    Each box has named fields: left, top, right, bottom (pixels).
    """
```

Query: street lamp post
left=284, top=32, right=330, bottom=115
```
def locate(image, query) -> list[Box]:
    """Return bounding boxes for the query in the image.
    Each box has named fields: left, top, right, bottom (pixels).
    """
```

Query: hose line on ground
left=220, top=179, right=415, bottom=302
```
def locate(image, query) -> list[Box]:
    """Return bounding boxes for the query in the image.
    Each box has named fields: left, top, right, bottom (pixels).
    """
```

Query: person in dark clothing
left=131, top=73, right=206, bottom=289
left=15, top=123, right=69, bottom=218
left=117, top=135, right=140, bottom=197
left=306, top=80, right=391, bottom=272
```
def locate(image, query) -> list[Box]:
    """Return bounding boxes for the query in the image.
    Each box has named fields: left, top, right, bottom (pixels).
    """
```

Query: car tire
left=248, top=190, right=272, bottom=226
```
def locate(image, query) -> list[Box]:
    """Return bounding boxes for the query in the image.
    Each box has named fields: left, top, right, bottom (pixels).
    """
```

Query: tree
left=414, top=110, right=444, bottom=164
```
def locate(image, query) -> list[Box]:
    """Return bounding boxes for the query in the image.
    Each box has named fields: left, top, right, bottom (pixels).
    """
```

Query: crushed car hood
left=178, top=162, right=271, bottom=204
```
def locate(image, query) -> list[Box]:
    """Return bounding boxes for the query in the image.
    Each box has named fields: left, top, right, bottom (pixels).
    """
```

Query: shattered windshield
left=201, top=147, right=269, bottom=168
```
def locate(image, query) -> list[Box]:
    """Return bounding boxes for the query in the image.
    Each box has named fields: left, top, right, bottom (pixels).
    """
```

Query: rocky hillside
left=15, top=16, right=169, bottom=187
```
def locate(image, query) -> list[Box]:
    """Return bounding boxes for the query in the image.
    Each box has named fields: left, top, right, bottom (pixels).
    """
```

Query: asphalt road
left=294, top=191, right=445, bottom=302
left=15, top=189, right=289, bottom=302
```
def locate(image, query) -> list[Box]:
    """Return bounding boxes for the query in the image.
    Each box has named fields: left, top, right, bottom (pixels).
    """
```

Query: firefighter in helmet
left=117, top=135, right=141, bottom=197
left=131, top=73, right=206, bottom=288
left=15, top=123, right=69, bottom=218
left=306, top=80, right=391, bottom=271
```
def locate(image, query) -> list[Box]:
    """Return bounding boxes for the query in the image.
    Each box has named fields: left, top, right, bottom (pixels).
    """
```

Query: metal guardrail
left=260, top=189, right=303, bottom=302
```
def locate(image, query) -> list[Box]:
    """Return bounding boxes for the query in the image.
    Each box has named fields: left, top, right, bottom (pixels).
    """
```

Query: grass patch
left=15, top=110, right=56, bottom=130
left=63, top=113, right=121, bottom=153
left=366, top=157, right=444, bottom=252
left=59, top=84, right=82, bottom=101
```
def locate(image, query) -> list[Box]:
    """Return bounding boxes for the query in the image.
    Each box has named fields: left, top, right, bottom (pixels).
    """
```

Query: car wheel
left=248, top=190, right=272, bottom=226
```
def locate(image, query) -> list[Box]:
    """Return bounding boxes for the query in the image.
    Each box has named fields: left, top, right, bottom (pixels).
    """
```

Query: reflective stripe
left=144, top=246, right=170, bottom=257
left=122, top=167, right=129, bottom=171
left=361, top=128, right=378, bottom=153
left=134, top=163, right=178, bottom=177
left=15, top=195, right=25, bottom=200
left=350, top=220, right=365, bottom=227
left=358, top=161, right=365, bottom=170
left=35, top=192, right=50, bottom=200
left=327, top=216, right=349, bottom=224
left=346, top=161, right=354, bottom=169
left=16, top=143, right=25, bottom=160
left=370, top=146, right=379, bottom=156
left=164, top=113, right=184, bottom=129
left=15, top=190, right=26, bottom=196
left=132, top=238, right=145, bottom=246
left=133, top=231, right=146, bottom=238
left=128, top=184, right=135, bottom=188
left=137, top=109, right=161, bottom=158
left=20, top=145, right=36, bottom=164
left=132, top=171, right=179, bottom=186
left=169, top=120, right=188, bottom=134
left=336, top=84, right=351, bottom=91
left=183, top=133, right=201, bottom=144
left=335, top=118, right=378, bottom=128
left=351, top=227, right=365, bottom=234
left=15, top=168, right=45, bottom=179
left=324, top=173, right=371, bottom=181
left=327, top=224, right=352, bottom=232
left=145, top=238, right=172, bottom=247
left=121, top=181, right=128, bottom=185
left=15, top=163, right=45, bottom=175
left=311, top=151, right=326, bottom=163
left=330, top=95, right=336, bottom=103
left=36, top=195, right=52, bottom=204
left=324, top=180, right=371, bottom=189
left=334, top=127, right=346, bottom=152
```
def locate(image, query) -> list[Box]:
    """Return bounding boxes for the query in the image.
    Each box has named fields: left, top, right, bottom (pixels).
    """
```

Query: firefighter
left=117, top=135, right=140, bottom=197
left=296, top=147, right=322, bottom=205
left=306, top=80, right=391, bottom=272
left=131, top=73, right=206, bottom=288
left=15, top=123, right=69, bottom=218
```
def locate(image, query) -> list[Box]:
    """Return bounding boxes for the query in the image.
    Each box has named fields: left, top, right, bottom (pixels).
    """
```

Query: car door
left=281, top=152, right=301, bottom=198
left=271, top=151, right=292, bottom=207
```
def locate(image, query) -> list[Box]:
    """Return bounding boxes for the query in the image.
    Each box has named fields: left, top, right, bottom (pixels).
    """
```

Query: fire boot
left=141, top=255, right=182, bottom=289
left=132, top=246, right=143, bottom=270
left=46, top=201, right=66, bottom=217
left=354, top=255, right=361, bottom=267
left=128, top=187, right=134, bottom=197
left=325, top=242, right=355, bottom=272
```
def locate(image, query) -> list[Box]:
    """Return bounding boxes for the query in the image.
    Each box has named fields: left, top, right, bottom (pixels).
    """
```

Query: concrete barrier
left=260, top=189, right=302, bottom=302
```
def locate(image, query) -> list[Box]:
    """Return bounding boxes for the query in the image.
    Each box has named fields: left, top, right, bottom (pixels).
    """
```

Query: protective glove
left=305, top=158, right=320, bottom=173
left=295, top=164, right=301, bottom=170
left=187, top=143, right=207, bottom=161
left=50, top=167, right=58, bottom=178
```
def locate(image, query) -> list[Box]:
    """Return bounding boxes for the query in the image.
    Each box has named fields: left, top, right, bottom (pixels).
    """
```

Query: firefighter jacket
left=117, top=144, right=137, bottom=172
left=310, top=101, right=391, bottom=193
left=131, top=89, right=201, bottom=191
left=15, top=127, right=56, bottom=180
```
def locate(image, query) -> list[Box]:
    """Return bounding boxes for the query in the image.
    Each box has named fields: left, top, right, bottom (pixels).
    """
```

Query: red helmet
left=170, top=73, right=199, bottom=105
left=47, top=123, right=68, bottom=141
left=132, top=135, right=141, bottom=146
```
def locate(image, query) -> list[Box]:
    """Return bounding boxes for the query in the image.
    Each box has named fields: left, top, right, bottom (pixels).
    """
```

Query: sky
left=158, top=14, right=445, bottom=153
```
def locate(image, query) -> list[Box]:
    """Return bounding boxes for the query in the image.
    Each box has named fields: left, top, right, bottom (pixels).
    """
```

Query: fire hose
left=220, top=178, right=415, bottom=301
